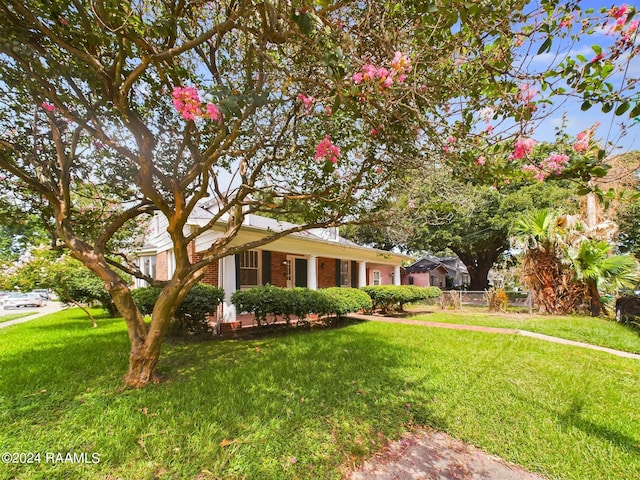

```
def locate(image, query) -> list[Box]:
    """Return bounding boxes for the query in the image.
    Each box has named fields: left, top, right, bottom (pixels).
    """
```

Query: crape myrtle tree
left=0, top=1, right=638, bottom=387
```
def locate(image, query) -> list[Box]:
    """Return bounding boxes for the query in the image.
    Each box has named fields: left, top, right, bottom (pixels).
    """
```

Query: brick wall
left=155, top=251, right=168, bottom=281
left=318, top=256, right=337, bottom=288
left=191, top=253, right=219, bottom=287
left=269, top=251, right=288, bottom=287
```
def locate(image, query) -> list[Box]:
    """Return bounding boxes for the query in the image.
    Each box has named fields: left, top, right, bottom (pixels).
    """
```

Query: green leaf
left=615, top=102, right=630, bottom=116
left=591, top=44, right=602, bottom=55
left=629, top=103, right=640, bottom=119
left=581, top=100, right=592, bottom=111
left=292, top=13, right=313, bottom=35
left=537, top=37, right=552, bottom=55
left=602, top=103, right=613, bottom=113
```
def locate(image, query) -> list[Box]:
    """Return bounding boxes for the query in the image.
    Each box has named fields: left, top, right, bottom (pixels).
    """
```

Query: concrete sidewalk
left=0, top=302, right=66, bottom=329
left=349, top=313, right=640, bottom=360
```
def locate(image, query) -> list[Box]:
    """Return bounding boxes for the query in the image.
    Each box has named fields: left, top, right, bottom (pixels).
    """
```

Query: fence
left=436, top=290, right=534, bottom=313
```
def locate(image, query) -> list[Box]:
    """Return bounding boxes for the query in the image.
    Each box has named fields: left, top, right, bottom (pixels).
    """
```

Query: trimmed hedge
left=360, top=285, right=441, bottom=312
left=231, top=286, right=370, bottom=326
left=131, top=283, right=224, bottom=335
left=321, top=287, right=372, bottom=318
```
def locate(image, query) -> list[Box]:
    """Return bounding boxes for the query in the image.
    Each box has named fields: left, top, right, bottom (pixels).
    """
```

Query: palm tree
left=566, top=239, right=638, bottom=316
left=512, top=209, right=579, bottom=314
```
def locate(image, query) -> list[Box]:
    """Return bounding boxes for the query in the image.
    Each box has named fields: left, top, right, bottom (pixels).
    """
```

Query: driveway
left=0, top=301, right=66, bottom=329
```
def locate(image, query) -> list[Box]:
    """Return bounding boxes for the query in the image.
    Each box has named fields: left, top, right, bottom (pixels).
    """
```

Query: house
left=134, top=202, right=412, bottom=305
left=402, top=255, right=469, bottom=290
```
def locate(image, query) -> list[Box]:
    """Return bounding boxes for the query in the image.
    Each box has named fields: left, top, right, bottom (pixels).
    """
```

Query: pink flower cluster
left=172, top=86, right=222, bottom=122
left=573, top=129, right=592, bottom=152
left=41, top=102, right=56, bottom=112
left=517, top=83, right=538, bottom=103
left=606, top=4, right=639, bottom=38
left=352, top=51, right=411, bottom=91
left=297, top=93, right=315, bottom=113
left=523, top=153, right=571, bottom=181
left=314, top=135, right=340, bottom=164
left=509, top=138, right=537, bottom=159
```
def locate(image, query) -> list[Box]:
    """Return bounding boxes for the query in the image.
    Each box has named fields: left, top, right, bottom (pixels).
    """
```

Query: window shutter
left=262, top=250, right=271, bottom=285
left=351, top=261, right=357, bottom=288
left=234, top=254, right=240, bottom=290
left=295, top=258, right=307, bottom=287
left=335, top=259, right=341, bottom=286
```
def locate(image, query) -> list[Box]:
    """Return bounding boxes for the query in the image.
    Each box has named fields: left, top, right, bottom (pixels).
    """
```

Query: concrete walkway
left=350, top=313, right=640, bottom=361
left=0, top=301, right=66, bottom=329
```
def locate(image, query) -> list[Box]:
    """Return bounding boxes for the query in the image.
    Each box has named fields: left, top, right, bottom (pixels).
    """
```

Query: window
left=240, top=250, right=261, bottom=287
left=340, top=260, right=350, bottom=287
left=373, top=270, right=381, bottom=286
left=142, top=256, right=156, bottom=279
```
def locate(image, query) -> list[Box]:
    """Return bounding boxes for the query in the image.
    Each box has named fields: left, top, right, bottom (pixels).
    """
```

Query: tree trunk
left=457, top=252, right=498, bottom=291
left=587, top=280, right=602, bottom=317
left=125, top=341, right=162, bottom=388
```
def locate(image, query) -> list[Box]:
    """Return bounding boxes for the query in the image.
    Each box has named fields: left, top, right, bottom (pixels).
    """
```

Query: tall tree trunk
left=457, top=251, right=502, bottom=291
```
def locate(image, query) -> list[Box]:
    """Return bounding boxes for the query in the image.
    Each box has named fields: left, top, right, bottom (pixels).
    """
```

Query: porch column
left=358, top=261, right=367, bottom=287
left=393, top=265, right=401, bottom=286
left=221, top=255, right=237, bottom=304
left=307, top=255, right=318, bottom=290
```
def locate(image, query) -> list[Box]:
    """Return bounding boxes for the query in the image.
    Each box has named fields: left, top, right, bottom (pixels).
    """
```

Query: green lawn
left=407, top=309, right=640, bottom=354
left=0, top=312, right=31, bottom=324
left=1, top=309, right=640, bottom=479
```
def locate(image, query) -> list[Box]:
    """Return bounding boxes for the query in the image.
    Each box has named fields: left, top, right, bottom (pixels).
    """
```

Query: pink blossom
left=59, top=16, right=69, bottom=26
left=290, top=457, right=297, bottom=464
left=446, top=136, right=457, bottom=144
left=609, top=4, right=628, bottom=19
left=41, top=102, right=56, bottom=112
left=297, top=93, right=315, bottom=113
left=542, top=153, right=570, bottom=173
left=325, top=105, right=332, bottom=116
left=206, top=103, right=222, bottom=121
left=376, top=67, right=389, bottom=80
left=314, top=135, right=340, bottom=164
left=397, top=74, right=407, bottom=83
left=475, top=156, right=486, bottom=165
left=172, top=86, right=201, bottom=120
left=352, top=72, right=364, bottom=84
left=93, top=140, right=104, bottom=150
left=391, top=51, right=411, bottom=72
left=362, top=64, right=377, bottom=81
left=375, top=167, right=383, bottom=174
left=559, top=15, right=573, bottom=28
left=591, top=53, right=605, bottom=63
left=573, top=129, right=592, bottom=152
left=509, top=138, right=536, bottom=159
left=518, top=83, right=538, bottom=103
left=407, top=199, right=416, bottom=208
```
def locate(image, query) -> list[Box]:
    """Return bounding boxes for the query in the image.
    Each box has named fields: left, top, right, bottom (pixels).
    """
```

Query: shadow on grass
left=559, top=397, right=640, bottom=455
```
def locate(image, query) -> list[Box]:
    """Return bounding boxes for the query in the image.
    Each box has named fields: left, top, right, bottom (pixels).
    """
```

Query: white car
left=3, top=293, right=46, bottom=309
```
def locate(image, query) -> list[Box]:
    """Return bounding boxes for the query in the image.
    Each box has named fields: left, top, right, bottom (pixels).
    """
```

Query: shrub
left=131, top=284, right=224, bottom=335
left=361, top=285, right=441, bottom=312
left=232, top=285, right=333, bottom=326
left=486, top=288, right=509, bottom=312
left=321, top=287, right=372, bottom=318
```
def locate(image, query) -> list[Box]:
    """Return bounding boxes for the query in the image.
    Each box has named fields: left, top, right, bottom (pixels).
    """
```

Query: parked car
left=31, top=289, right=51, bottom=300
left=3, top=293, right=46, bottom=309
left=615, top=282, right=640, bottom=325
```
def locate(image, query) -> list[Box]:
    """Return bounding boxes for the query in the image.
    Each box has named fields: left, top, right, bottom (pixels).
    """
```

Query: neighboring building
left=402, top=255, right=469, bottom=290
left=133, top=202, right=412, bottom=304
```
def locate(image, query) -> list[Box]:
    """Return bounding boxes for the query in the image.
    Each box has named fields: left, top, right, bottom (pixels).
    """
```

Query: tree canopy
left=0, top=0, right=638, bottom=386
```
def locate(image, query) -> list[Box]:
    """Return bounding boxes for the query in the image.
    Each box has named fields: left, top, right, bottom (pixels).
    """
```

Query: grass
left=0, top=312, right=31, bottom=324
left=0, top=308, right=639, bottom=479
left=406, top=308, right=640, bottom=354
